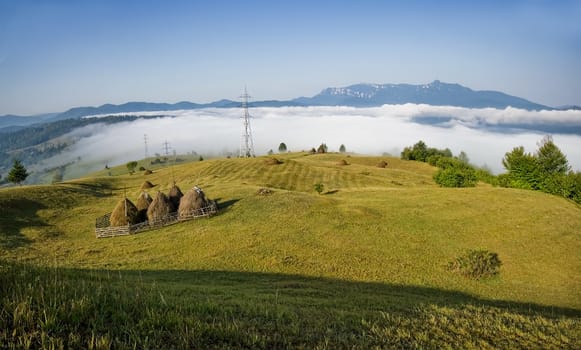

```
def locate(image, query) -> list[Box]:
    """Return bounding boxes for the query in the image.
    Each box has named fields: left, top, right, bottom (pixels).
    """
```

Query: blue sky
left=1, top=0, right=580, bottom=115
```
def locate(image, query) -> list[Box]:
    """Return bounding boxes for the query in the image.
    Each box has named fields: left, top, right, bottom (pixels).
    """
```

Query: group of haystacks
left=109, top=181, right=217, bottom=227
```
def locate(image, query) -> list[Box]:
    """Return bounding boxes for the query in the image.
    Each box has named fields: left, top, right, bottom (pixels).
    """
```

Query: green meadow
left=1, top=153, right=580, bottom=348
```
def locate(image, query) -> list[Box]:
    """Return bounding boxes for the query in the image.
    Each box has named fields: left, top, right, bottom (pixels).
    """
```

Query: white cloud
left=47, top=105, right=581, bottom=175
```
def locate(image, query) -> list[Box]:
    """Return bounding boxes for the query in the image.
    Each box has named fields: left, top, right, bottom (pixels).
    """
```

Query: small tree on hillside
left=339, top=144, right=346, bottom=153
left=317, top=143, right=328, bottom=154
left=536, top=135, right=570, bottom=175
left=401, top=140, right=428, bottom=161
left=278, top=142, right=287, bottom=153
left=7, top=159, right=29, bottom=186
left=457, top=151, right=470, bottom=164
left=314, top=183, right=324, bottom=195
left=126, top=161, right=138, bottom=174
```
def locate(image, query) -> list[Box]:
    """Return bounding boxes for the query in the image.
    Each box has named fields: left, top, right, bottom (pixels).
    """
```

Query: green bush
left=567, top=172, right=581, bottom=203
left=449, top=249, right=502, bottom=279
left=314, top=183, right=324, bottom=195
left=401, top=141, right=452, bottom=162
left=435, top=156, right=463, bottom=170
left=426, top=155, right=441, bottom=167
left=475, top=167, right=498, bottom=186
left=497, top=173, right=511, bottom=188
left=500, top=137, right=579, bottom=203
left=434, top=167, right=477, bottom=188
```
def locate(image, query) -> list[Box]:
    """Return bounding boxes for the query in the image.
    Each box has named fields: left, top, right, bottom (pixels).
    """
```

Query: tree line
left=401, top=136, right=581, bottom=204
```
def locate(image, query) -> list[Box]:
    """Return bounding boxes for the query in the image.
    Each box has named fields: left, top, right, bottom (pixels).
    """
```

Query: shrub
left=314, top=183, right=324, bottom=195
left=432, top=156, right=478, bottom=188
left=126, top=161, right=138, bottom=174
left=401, top=141, right=452, bottom=162
left=449, top=249, right=502, bottom=279
left=434, top=167, right=477, bottom=188
left=426, top=155, right=441, bottom=167
left=567, top=172, right=581, bottom=203
left=474, top=167, right=498, bottom=186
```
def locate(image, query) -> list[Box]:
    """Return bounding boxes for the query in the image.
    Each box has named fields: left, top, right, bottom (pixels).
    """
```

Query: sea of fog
left=43, top=105, right=581, bottom=175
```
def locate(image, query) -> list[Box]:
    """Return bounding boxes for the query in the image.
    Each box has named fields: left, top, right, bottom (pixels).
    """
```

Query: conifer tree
left=7, top=159, right=29, bottom=186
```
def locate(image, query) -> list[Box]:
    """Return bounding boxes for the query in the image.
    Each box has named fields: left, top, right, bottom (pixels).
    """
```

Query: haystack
left=136, top=191, right=152, bottom=210
left=136, top=191, right=153, bottom=222
left=337, top=159, right=349, bottom=166
left=168, top=183, right=183, bottom=211
left=109, top=198, right=140, bottom=227
left=256, top=187, right=274, bottom=196
left=178, top=187, right=210, bottom=219
left=144, top=169, right=153, bottom=175
left=377, top=160, right=388, bottom=168
left=140, top=181, right=156, bottom=190
left=264, top=157, right=282, bottom=165
left=147, top=191, right=174, bottom=224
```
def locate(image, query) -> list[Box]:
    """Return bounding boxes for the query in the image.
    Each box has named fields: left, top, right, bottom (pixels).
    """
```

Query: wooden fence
left=95, top=202, right=218, bottom=238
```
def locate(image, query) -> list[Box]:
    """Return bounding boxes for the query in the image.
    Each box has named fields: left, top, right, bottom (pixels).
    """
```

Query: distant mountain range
left=294, top=80, right=554, bottom=110
left=1, top=80, right=579, bottom=131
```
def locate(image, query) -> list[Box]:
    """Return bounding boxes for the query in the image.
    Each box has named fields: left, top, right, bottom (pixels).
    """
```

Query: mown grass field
left=1, top=152, right=580, bottom=348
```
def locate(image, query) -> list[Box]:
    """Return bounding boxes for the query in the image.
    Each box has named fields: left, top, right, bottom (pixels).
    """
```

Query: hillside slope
left=1, top=153, right=579, bottom=307
left=1, top=153, right=580, bottom=347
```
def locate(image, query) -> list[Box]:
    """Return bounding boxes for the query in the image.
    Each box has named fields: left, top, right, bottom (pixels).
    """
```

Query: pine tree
left=278, top=142, right=287, bottom=153
left=7, top=159, right=29, bottom=186
left=339, top=144, right=346, bottom=153
left=536, top=135, right=570, bottom=175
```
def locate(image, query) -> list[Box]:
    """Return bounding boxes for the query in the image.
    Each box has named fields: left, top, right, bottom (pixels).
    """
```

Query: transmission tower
left=144, top=134, right=149, bottom=159
left=162, top=140, right=171, bottom=157
left=239, top=86, right=255, bottom=158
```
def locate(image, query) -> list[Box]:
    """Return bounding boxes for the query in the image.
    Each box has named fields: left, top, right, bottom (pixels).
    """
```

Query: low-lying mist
left=44, top=105, right=581, bottom=176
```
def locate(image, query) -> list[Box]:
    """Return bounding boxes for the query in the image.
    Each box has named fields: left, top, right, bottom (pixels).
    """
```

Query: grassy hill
left=1, top=153, right=580, bottom=348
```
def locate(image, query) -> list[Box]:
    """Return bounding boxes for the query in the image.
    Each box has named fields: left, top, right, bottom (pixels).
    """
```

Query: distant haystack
left=377, top=160, right=388, bottom=168
left=337, top=159, right=349, bottom=166
left=178, top=187, right=212, bottom=219
left=147, top=191, right=174, bottom=224
left=140, top=181, right=156, bottom=190
left=136, top=192, right=153, bottom=222
left=109, top=198, right=140, bottom=227
left=144, top=169, right=153, bottom=175
left=168, top=183, right=183, bottom=211
left=256, top=187, right=274, bottom=196
left=264, top=157, right=282, bottom=165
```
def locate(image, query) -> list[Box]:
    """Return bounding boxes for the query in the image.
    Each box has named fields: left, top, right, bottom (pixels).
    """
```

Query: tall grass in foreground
left=1, top=260, right=579, bottom=349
